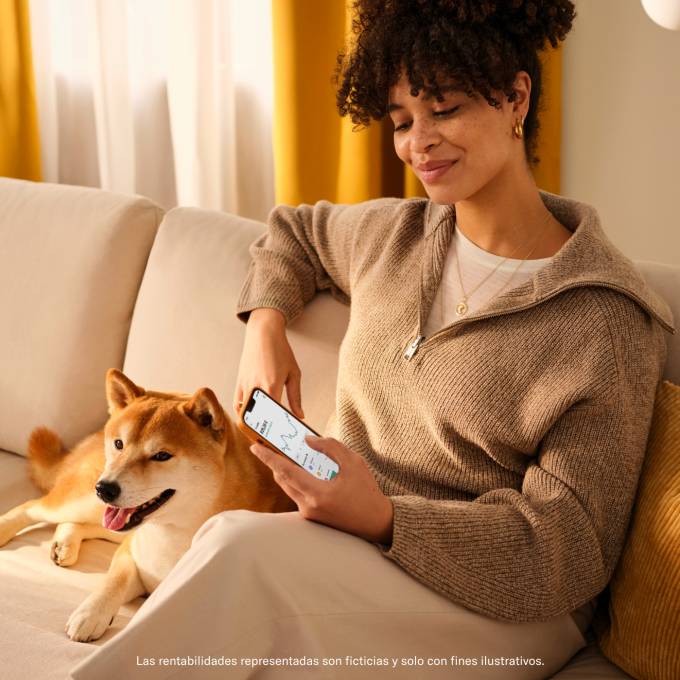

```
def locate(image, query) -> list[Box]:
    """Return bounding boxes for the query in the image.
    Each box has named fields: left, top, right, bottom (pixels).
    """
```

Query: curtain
left=272, top=0, right=562, bottom=206
left=26, top=0, right=561, bottom=214
left=271, top=0, right=418, bottom=206
left=28, top=0, right=275, bottom=221
left=0, top=0, right=42, bottom=180
left=533, top=46, right=561, bottom=193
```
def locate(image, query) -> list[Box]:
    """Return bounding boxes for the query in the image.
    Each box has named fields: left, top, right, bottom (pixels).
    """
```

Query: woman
left=72, top=1, right=674, bottom=678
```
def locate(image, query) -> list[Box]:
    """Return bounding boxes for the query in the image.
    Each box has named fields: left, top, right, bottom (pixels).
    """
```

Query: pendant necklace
left=443, top=213, right=552, bottom=322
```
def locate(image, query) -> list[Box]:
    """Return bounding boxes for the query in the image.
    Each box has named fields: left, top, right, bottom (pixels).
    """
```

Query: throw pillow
left=594, top=379, right=680, bottom=680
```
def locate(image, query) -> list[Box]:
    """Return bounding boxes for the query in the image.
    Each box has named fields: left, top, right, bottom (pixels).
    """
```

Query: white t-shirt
left=423, top=221, right=554, bottom=336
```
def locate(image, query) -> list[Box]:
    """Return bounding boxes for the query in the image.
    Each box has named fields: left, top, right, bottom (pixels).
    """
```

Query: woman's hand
left=250, top=435, right=394, bottom=545
left=233, top=307, right=305, bottom=420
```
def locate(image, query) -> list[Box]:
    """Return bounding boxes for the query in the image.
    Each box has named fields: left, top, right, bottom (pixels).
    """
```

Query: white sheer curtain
left=28, top=0, right=276, bottom=221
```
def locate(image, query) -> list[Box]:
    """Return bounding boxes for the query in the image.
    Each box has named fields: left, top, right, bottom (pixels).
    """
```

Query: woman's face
left=387, top=70, right=530, bottom=204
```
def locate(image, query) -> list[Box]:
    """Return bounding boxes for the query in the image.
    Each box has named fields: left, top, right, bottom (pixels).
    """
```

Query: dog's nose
left=95, top=480, right=121, bottom=503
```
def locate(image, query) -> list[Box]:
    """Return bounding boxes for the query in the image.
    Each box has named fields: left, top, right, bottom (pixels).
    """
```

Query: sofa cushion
left=0, top=178, right=163, bottom=456
left=593, top=379, right=680, bottom=679
left=122, top=207, right=349, bottom=434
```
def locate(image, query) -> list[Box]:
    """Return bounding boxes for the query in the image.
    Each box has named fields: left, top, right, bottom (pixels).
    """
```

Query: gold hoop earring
left=513, top=118, right=524, bottom=139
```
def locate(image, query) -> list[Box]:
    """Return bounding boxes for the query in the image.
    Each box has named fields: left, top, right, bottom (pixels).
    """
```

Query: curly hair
left=333, top=0, right=576, bottom=167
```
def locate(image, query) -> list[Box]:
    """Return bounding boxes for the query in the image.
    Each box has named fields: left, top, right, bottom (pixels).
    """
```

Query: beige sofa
left=1, top=177, right=677, bottom=679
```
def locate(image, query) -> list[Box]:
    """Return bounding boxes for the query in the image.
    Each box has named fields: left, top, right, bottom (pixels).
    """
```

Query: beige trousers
left=70, top=510, right=587, bottom=679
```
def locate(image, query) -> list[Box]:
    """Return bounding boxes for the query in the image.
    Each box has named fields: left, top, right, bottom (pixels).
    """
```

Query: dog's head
left=96, top=368, right=227, bottom=531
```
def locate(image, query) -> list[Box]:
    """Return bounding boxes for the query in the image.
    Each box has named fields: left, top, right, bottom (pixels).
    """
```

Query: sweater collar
left=424, top=190, right=676, bottom=334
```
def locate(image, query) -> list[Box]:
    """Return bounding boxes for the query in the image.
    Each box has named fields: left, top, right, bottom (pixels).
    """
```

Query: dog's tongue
left=103, top=505, right=135, bottom=531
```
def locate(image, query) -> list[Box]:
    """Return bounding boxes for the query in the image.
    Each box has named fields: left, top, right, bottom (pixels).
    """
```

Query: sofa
left=0, top=177, right=677, bottom=679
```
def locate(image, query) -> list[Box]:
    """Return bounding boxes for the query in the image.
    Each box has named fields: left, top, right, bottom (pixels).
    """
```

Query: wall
left=562, top=0, right=680, bottom=265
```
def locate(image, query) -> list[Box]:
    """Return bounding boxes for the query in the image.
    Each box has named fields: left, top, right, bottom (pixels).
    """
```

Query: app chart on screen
left=245, top=390, right=339, bottom=480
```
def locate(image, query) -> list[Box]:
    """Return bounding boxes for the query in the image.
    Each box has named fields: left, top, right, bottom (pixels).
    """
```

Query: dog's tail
left=27, top=427, right=69, bottom=493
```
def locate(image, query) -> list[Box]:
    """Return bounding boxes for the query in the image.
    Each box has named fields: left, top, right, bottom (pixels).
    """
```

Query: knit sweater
left=235, top=190, right=676, bottom=623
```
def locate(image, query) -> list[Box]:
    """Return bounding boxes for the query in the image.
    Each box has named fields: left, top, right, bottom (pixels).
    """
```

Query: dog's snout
left=95, top=480, right=121, bottom=503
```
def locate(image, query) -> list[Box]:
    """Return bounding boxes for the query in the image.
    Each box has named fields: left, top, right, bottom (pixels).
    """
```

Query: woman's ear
left=510, top=70, right=532, bottom=113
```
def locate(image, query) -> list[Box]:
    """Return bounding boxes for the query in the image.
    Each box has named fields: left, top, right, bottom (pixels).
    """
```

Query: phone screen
left=243, top=389, right=339, bottom=481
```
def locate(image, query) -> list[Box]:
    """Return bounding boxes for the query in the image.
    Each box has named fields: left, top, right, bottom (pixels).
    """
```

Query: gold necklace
left=444, top=212, right=552, bottom=320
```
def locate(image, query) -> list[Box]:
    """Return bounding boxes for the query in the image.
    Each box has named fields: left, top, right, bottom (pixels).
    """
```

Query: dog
left=0, top=368, right=296, bottom=642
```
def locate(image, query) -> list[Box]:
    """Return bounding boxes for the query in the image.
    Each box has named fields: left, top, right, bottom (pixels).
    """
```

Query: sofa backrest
left=121, top=207, right=349, bottom=436
left=635, top=260, right=679, bottom=384
left=0, top=178, right=163, bottom=456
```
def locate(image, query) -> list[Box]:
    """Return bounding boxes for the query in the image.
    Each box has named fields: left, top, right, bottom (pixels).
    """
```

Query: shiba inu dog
left=0, top=368, right=296, bottom=642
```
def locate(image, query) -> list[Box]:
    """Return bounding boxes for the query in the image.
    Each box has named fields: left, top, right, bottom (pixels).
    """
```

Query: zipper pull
left=404, top=335, right=425, bottom=360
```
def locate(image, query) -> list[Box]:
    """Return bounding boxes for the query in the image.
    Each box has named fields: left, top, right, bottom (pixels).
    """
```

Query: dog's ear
left=106, top=369, right=145, bottom=415
left=182, top=388, right=226, bottom=434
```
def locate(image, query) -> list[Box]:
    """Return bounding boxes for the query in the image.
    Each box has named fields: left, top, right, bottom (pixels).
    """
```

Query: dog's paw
left=50, top=540, right=79, bottom=567
left=65, top=599, right=114, bottom=642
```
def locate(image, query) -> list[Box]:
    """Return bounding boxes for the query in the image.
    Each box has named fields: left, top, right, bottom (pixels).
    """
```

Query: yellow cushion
left=595, top=379, right=680, bottom=679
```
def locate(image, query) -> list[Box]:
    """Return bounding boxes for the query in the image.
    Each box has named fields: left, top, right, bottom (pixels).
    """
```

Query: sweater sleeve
left=374, top=304, right=666, bottom=623
left=235, top=198, right=398, bottom=326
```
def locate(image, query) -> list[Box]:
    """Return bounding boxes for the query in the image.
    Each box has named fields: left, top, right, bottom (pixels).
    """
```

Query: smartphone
left=237, top=387, right=339, bottom=481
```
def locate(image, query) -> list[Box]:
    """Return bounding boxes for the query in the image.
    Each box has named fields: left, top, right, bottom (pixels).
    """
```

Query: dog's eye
left=114, top=439, right=124, bottom=450
left=150, top=451, right=173, bottom=462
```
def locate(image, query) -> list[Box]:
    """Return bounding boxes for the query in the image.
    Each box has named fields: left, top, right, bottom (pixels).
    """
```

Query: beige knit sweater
left=236, top=190, right=676, bottom=623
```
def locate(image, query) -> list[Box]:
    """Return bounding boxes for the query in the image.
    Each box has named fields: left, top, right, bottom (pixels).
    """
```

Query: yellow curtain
left=533, top=47, right=561, bottom=193
left=272, top=0, right=560, bottom=205
left=0, top=0, right=41, bottom=180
